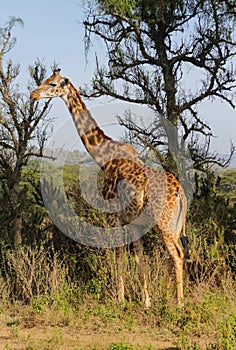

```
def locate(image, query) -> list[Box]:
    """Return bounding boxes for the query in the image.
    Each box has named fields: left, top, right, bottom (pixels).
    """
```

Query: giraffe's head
left=30, top=69, right=69, bottom=101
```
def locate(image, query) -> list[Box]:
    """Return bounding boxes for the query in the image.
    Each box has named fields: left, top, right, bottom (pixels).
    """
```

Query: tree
left=0, top=17, right=52, bottom=247
left=82, top=0, right=236, bottom=173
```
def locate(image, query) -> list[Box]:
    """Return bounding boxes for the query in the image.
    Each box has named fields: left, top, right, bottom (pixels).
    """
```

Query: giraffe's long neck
left=61, top=82, right=137, bottom=168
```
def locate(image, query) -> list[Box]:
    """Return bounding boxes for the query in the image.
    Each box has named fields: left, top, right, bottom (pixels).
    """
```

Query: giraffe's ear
left=60, top=78, right=69, bottom=88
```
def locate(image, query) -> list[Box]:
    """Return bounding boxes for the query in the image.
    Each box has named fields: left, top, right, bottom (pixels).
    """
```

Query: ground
left=0, top=324, right=178, bottom=350
left=0, top=306, right=215, bottom=350
left=0, top=292, right=228, bottom=350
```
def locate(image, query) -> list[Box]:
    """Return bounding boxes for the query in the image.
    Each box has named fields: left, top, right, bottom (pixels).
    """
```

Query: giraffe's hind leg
left=164, top=237, right=184, bottom=305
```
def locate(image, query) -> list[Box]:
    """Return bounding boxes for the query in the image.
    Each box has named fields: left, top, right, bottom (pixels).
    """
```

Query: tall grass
left=0, top=234, right=235, bottom=349
left=0, top=245, right=69, bottom=304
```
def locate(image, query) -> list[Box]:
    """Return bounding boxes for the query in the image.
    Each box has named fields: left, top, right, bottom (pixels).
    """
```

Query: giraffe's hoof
left=145, top=297, right=152, bottom=309
left=177, top=299, right=184, bottom=307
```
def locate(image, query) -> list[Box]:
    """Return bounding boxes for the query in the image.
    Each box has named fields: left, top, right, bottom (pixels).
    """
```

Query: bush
left=108, top=342, right=134, bottom=350
left=0, top=245, right=69, bottom=303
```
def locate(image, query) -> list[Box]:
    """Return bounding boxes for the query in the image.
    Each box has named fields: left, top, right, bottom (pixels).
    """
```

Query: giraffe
left=30, top=69, right=188, bottom=306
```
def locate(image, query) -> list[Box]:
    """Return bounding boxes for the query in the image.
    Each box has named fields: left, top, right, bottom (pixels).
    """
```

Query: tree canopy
left=83, top=0, right=236, bottom=172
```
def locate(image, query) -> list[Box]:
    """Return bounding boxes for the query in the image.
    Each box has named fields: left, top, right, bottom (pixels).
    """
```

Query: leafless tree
left=0, top=17, right=52, bottom=247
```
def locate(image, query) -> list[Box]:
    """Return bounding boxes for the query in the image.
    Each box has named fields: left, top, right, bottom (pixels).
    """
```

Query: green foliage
left=87, top=277, right=103, bottom=298
left=205, top=313, right=236, bottom=350
left=218, top=169, right=236, bottom=205
left=176, top=291, right=236, bottom=349
left=187, top=171, right=236, bottom=283
left=99, top=0, right=138, bottom=16
left=219, top=313, right=236, bottom=350
left=32, top=296, right=48, bottom=315
left=99, top=0, right=187, bottom=23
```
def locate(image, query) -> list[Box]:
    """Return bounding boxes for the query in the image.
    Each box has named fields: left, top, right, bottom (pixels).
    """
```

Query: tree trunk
left=10, top=180, right=22, bottom=248
left=12, top=214, right=22, bottom=248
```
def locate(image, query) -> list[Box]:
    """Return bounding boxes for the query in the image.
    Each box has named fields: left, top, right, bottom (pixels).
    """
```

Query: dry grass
left=0, top=237, right=235, bottom=350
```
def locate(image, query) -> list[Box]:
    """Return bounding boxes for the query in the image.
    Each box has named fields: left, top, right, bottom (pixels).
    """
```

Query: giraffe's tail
left=180, top=221, right=190, bottom=271
left=181, top=235, right=189, bottom=260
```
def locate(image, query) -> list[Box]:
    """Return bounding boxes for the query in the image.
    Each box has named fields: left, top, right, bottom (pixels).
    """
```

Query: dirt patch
left=0, top=323, right=178, bottom=350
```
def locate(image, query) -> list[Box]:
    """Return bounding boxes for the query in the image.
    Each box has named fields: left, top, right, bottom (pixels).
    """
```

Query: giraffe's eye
left=49, top=83, right=57, bottom=87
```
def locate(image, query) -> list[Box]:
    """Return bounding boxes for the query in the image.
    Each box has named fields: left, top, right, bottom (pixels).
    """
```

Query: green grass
left=0, top=276, right=235, bottom=349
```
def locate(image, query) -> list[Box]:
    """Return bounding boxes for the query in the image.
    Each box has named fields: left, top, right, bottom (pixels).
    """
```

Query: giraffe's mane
left=68, top=80, right=112, bottom=141
left=69, top=81, right=87, bottom=110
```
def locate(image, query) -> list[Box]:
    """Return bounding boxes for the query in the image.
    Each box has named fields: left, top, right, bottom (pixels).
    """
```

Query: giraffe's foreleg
left=166, top=256, right=174, bottom=292
left=133, top=237, right=151, bottom=308
left=115, top=245, right=125, bottom=303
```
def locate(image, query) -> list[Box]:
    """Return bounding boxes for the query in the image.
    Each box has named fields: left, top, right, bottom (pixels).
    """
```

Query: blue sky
left=0, top=0, right=89, bottom=82
left=1, top=0, right=236, bottom=155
